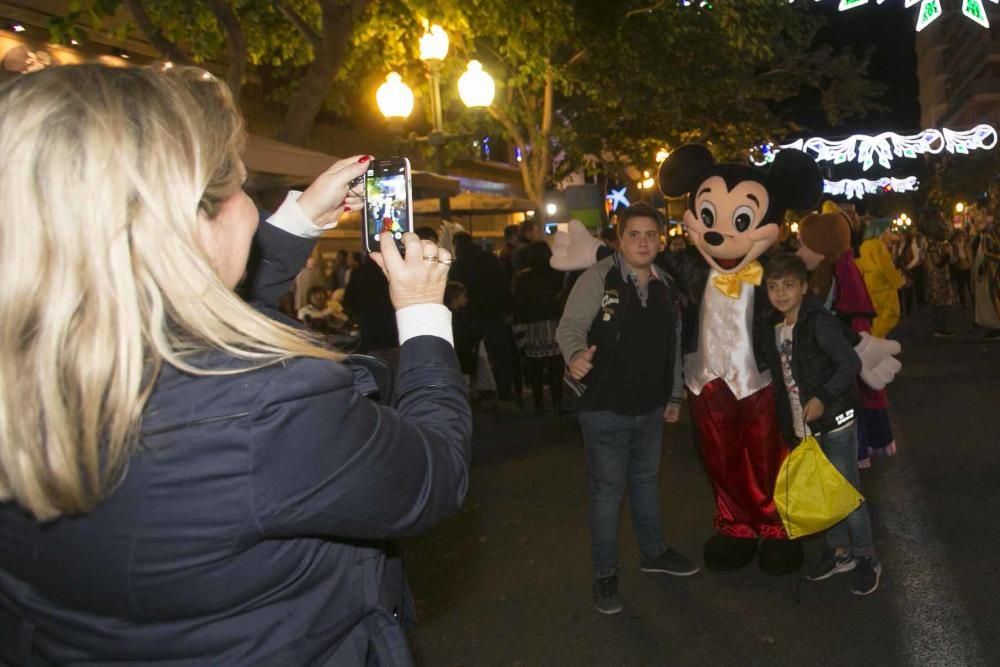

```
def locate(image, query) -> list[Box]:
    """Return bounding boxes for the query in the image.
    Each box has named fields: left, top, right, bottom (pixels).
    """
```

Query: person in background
left=415, top=225, right=440, bottom=244
left=0, top=63, right=470, bottom=665
left=921, top=211, right=958, bottom=337
left=297, top=285, right=348, bottom=334
left=450, top=233, right=519, bottom=404
left=600, top=225, right=620, bottom=254
left=294, top=254, right=323, bottom=310
left=512, top=219, right=541, bottom=273
left=556, top=202, right=696, bottom=616
left=950, top=228, right=973, bottom=309
left=972, top=211, right=1000, bottom=341
left=763, top=254, right=881, bottom=596
left=343, top=253, right=398, bottom=354
left=668, top=235, right=688, bottom=255
left=499, top=223, right=520, bottom=280
left=330, top=248, right=349, bottom=289
left=342, top=251, right=362, bottom=288
left=856, top=219, right=906, bottom=338
left=513, top=241, right=566, bottom=414
left=445, top=280, right=479, bottom=390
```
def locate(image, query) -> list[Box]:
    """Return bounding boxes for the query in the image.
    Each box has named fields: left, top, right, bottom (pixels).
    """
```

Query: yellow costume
left=857, top=233, right=905, bottom=338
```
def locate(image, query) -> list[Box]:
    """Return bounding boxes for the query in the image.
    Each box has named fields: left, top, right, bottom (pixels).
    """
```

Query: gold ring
left=422, top=255, right=439, bottom=262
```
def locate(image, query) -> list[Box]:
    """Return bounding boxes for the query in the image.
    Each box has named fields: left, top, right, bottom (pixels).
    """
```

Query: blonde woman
left=0, top=65, right=470, bottom=665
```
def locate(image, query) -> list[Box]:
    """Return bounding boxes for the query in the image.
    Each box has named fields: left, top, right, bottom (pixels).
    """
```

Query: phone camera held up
left=362, top=157, right=414, bottom=255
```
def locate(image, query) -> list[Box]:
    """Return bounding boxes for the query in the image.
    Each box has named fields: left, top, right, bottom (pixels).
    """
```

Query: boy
left=763, top=254, right=882, bottom=596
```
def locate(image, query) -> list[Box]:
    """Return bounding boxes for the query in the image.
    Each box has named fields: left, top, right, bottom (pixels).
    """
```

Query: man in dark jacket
left=762, top=254, right=881, bottom=597
left=556, top=203, right=697, bottom=616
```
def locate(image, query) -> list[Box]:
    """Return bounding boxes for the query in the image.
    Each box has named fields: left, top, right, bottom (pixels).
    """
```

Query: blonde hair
left=0, top=65, right=341, bottom=520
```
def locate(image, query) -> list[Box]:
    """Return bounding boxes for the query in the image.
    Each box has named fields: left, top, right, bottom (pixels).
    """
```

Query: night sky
left=788, top=3, right=922, bottom=135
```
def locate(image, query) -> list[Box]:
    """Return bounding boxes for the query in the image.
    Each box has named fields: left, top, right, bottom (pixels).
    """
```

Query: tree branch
left=122, top=0, right=192, bottom=64
left=624, top=0, right=668, bottom=19
left=274, top=0, right=321, bottom=51
left=208, top=0, right=246, bottom=102
left=489, top=106, right=534, bottom=198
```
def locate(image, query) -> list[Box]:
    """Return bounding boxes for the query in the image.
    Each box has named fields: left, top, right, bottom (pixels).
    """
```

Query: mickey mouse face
left=683, top=176, right=780, bottom=273
left=659, top=145, right=823, bottom=276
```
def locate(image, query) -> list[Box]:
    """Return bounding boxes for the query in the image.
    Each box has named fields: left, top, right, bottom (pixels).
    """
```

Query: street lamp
left=376, top=23, right=495, bottom=217
left=458, top=60, right=495, bottom=109
left=375, top=72, right=415, bottom=119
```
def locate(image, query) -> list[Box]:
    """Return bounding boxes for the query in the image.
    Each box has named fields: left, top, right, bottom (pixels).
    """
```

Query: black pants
left=525, top=355, right=564, bottom=412
left=932, top=305, right=950, bottom=332
left=952, top=268, right=972, bottom=308
left=476, top=317, right=517, bottom=401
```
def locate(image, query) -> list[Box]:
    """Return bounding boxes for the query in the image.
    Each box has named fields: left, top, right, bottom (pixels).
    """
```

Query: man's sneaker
left=640, top=547, right=700, bottom=576
left=593, top=572, right=623, bottom=615
left=851, top=557, right=882, bottom=596
left=806, top=550, right=856, bottom=581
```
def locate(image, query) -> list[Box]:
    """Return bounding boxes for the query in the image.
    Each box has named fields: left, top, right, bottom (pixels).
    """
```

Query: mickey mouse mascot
left=657, top=145, right=823, bottom=574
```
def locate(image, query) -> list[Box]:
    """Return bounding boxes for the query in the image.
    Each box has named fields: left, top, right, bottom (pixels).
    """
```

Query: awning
left=413, top=191, right=536, bottom=216
left=243, top=134, right=460, bottom=199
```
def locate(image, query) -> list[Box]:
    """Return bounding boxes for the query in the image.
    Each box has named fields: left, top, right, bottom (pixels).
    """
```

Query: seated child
left=763, top=254, right=882, bottom=596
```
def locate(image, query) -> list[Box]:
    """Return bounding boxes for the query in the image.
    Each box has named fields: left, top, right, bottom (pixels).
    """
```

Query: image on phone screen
left=364, top=161, right=411, bottom=254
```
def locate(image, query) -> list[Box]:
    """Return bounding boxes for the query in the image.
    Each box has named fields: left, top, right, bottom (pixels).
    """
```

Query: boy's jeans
left=816, top=422, right=877, bottom=559
left=578, top=409, right=667, bottom=573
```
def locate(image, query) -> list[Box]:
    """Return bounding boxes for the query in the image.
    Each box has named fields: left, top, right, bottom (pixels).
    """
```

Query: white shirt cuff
left=396, top=304, right=454, bottom=346
left=266, top=190, right=337, bottom=239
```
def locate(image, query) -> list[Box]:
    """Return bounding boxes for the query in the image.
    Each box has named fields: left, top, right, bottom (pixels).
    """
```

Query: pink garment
left=833, top=250, right=876, bottom=333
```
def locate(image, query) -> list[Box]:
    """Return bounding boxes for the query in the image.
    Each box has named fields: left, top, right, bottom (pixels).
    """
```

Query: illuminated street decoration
left=750, top=124, right=998, bottom=170
left=606, top=187, right=631, bottom=211
left=823, top=176, right=920, bottom=200
left=789, top=0, right=998, bottom=30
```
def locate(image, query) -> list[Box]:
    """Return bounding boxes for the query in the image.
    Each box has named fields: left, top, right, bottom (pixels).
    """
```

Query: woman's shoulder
left=142, top=354, right=353, bottom=436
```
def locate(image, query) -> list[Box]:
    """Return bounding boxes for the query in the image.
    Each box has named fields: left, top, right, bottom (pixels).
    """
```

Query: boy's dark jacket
left=764, top=293, right=862, bottom=445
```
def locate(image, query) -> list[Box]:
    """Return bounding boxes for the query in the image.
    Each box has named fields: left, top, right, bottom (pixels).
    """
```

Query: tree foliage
left=49, top=0, right=885, bottom=202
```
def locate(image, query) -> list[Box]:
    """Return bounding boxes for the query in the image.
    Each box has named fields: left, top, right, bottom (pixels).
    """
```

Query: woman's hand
left=370, top=233, right=453, bottom=310
left=295, top=154, right=371, bottom=228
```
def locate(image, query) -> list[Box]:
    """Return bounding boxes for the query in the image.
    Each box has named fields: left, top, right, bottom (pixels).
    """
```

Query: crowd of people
left=3, top=61, right=1000, bottom=664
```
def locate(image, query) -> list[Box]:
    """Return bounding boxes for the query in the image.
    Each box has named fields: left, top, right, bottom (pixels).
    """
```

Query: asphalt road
left=403, top=308, right=1000, bottom=667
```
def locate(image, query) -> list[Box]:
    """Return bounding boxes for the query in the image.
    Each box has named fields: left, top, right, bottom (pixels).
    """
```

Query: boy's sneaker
left=640, top=547, right=700, bottom=576
left=806, top=550, right=856, bottom=581
left=593, top=572, right=623, bottom=615
left=851, top=557, right=882, bottom=596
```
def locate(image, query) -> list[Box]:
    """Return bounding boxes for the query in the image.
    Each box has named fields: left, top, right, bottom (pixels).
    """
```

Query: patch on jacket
left=601, top=289, right=621, bottom=321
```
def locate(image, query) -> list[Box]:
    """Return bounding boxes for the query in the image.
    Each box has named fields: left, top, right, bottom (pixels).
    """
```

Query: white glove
left=550, top=219, right=603, bottom=271
left=855, top=332, right=902, bottom=390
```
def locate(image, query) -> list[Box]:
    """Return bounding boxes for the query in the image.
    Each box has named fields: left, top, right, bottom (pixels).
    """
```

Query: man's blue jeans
left=816, top=422, right=876, bottom=559
left=578, top=409, right=666, bottom=574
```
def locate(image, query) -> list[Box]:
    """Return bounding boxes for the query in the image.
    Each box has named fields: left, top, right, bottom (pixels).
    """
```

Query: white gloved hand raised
left=855, top=332, right=902, bottom=390
left=550, top=220, right=603, bottom=271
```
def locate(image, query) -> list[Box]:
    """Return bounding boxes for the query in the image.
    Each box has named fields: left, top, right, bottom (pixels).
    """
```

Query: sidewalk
left=403, top=307, right=1000, bottom=666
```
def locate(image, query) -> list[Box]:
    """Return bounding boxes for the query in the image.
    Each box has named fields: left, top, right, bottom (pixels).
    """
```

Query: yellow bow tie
left=711, top=261, right=764, bottom=299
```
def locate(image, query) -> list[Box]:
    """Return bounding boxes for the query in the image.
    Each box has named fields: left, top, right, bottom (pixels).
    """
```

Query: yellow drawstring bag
left=774, top=434, right=865, bottom=539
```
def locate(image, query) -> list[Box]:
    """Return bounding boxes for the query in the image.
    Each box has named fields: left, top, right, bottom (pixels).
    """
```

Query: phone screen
left=364, top=158, right=413, bottom=254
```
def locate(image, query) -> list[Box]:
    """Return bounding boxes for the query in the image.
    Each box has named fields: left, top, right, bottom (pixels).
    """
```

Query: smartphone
left=362, top=157, right=414, bottom=254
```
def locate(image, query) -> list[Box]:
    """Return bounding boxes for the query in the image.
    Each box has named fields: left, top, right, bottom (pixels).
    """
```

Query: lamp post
left=375, top=23, right=495, bottom=219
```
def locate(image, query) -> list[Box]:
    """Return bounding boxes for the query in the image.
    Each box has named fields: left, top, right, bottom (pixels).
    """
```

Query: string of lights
left=751, top=124, right=997, bottom=170
left=787, top=0, right=999, bottom=31
left=823, top=176, right=920, bottom=200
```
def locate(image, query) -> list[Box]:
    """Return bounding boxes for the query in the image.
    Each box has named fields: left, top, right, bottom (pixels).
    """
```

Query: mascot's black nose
left=704, top=232, right=725, bottom=246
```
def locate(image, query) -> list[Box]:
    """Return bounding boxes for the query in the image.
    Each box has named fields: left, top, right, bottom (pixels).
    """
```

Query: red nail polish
left=358, top=155, right=371, bottom=163
left=344, top=206, right=351, bottom=211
